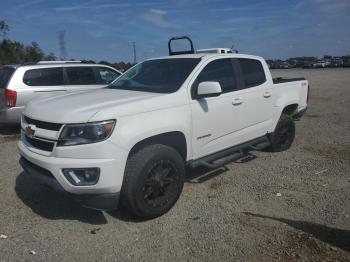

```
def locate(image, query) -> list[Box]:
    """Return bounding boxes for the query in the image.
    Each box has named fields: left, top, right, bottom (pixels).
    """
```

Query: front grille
left=24, top=116, right=62, bottom=131
left=20, top=157, right=55, bottom=179
left=25, top=135, right=55, bottom=152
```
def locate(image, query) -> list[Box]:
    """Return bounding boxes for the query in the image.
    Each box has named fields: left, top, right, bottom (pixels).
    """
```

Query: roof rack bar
left=37, top=61, right=82, bottom=64
left=168, top=36, right=194, bottom=56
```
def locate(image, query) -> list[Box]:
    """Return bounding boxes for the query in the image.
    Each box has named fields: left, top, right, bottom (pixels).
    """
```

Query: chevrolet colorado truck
left=18, top=38, right=308, bottom=219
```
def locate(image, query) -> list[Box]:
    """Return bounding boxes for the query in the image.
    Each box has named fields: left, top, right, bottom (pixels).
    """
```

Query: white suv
left=0, top=61, right=121, bottom=124
left=18, top=39, right=308, bottom=219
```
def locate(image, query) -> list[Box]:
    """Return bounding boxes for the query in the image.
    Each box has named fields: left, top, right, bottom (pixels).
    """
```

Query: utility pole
left=58, top=31, right=67, bottom=60
left=133, top=41, right=137, bottom=63
left=231, top=43, right=238, bottom=53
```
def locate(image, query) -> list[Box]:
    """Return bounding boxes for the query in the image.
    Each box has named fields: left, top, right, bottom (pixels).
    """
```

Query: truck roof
left=150, top=53, right=264, bottom=61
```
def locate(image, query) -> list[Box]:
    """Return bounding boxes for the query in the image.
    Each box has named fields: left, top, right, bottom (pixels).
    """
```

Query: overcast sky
left=1, top=0, right=350, bottom=62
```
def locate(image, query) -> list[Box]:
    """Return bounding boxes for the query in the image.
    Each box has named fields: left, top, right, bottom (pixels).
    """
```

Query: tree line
left=0, top=20, right=134, bottom=71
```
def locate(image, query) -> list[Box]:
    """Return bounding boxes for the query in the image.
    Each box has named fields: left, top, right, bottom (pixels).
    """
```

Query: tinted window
left=23, top=68, right=64, bottom=86
left=0, top=67, right=15, bottom=88
left=95, top=67, right=120, bottom=84
left=109, top=58, right=200, bottom=93
left=195, top=58, right=236, bottom=93
left=239, top=59, right=266, bottom=88
left=66, top=67, right=96, bottom=85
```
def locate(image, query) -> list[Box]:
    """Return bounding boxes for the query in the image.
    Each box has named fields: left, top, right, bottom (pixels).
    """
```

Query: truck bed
left=273, top=77, right=306, bottom=84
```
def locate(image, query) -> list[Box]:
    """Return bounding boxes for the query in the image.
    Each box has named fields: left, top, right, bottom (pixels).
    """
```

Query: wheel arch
left=282, top=103, right=299, bottom=116
left=128, top=131, right=188, bottom=161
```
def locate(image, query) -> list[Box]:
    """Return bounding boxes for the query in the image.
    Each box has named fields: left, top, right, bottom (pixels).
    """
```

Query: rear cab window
left=238, top=58, right=266, bottom=88
left=23, top=67, right=64, bottom=86
left=66, top=67, right=96, bottom=85
left=0, top=67, right=15, bottom=89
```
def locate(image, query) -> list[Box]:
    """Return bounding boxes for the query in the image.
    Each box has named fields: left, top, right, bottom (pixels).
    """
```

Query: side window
left=194, top=59, right=236, bottom=95
left=238, top=58, right=266, bottom=88
left=66, top=67, right=96, bottom=85
left=95, top=67, right=120, bottom=84
left=23, top=68, right=64, bottom=86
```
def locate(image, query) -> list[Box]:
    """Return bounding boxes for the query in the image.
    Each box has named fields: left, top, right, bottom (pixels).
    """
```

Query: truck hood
left=24, top=89, right=167, bottom=123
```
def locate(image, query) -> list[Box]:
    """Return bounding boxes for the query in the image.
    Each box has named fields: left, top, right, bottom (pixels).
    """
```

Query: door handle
left=263, top=92, right=271, bottom=98
left=232, top=98, right=243, bottom=105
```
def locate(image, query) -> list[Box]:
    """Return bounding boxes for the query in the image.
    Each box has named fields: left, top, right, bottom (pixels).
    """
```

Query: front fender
left=109, top=105, right=192, bottom=159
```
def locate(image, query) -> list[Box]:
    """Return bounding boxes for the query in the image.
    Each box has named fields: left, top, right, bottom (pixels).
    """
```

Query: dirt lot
left=0, top=68, right=349, bottom=261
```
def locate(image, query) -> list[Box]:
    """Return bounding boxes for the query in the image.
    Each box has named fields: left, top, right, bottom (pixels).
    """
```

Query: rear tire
left=121, top=144, right=185, bottom=219
left=268, top=114, right=295, bottom=152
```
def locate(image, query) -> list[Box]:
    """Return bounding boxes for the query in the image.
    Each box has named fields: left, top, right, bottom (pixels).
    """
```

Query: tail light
left=5, top=89, right=17, bottom=108
left=307, top=85, right=310, bottom=104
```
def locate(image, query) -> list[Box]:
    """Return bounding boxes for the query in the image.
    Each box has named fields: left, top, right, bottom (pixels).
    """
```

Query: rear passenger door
left=234, top=58, right=274, bottom=141
left=21, top=67, right=66, bottom=106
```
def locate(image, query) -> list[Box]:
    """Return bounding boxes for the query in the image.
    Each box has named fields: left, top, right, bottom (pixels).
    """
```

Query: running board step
left=189, top=136, right=271, bottom=169
left=249, top=141, right=270, bottom=150
left=201, top=151, right=244, bottom=169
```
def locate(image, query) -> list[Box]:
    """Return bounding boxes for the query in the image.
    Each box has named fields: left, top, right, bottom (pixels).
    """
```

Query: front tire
left=121, top=144, right=185, bottom=219
left=268, top=114, right=295, bottom=152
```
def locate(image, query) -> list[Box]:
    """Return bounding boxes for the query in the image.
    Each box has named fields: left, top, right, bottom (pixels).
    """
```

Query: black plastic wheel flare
left=143, top=160, right=179, bottom=208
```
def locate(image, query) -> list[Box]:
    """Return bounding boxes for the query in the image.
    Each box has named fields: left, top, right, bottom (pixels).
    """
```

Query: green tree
left=0, top=20, right=9, bottom=38
left=24, top=42, right=44, bottom=62
left=43, top=52, right=57, bottom=61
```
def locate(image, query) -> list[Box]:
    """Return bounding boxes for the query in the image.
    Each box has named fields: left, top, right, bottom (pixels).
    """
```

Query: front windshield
left=108, top=58, right=200, bottom=93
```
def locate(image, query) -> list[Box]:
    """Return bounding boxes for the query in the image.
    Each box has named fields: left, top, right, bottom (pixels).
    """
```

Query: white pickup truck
left=19, top=38, right=308, bottom=219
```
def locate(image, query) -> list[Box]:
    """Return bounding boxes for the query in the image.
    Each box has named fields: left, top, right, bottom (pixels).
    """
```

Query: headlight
left=57, top=120, right=115, bottom=146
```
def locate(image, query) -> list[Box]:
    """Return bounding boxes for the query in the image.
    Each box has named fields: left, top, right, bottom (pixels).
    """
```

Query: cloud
left=148, top=8, right=166, bottom=15
left=17, top=0, right=47, bottom=9
left=296, top=0, right=350, bottom=14
left=209, top=2, right=266, bottom=12
left=86, top=29, right=106, bottom=38
left=142, top=9, right=181, bottom=28
left=175, top=0, right=206, bottom=6
left=222, top=15, right=280, bottom=24
left=24, top=10, right=49, bottom=19
left=54, top=2, right=158, bottom=12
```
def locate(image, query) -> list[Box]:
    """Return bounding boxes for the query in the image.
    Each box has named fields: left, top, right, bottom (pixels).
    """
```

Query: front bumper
left=18, top=137, right=129, bottom=210
left=18, top=138, right=128, bottom=193
left=19, top=156, right=120, bottom=210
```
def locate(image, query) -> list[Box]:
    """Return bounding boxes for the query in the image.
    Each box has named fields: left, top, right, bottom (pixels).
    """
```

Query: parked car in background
left=0, top=61, right=121, bottom=124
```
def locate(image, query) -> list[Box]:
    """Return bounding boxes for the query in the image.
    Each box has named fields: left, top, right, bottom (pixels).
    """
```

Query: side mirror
left=197, top=81, right=222, bottom=98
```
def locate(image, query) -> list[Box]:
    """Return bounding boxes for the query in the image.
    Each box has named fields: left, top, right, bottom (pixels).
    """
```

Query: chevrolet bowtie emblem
left=25, top=124, right=36, bottom=138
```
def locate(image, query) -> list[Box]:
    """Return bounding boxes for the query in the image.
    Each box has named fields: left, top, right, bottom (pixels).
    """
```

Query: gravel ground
left=0, top=68, right=349, bottom=261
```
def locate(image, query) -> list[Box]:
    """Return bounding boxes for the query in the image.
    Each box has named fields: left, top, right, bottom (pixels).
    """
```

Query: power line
left=133, top=41, right=137, bottom=63
left=58, top=31, right=66, bottom=60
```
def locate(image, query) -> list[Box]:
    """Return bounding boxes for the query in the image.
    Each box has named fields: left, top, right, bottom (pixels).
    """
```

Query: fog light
left=62, top=168, right=100, bottom=186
